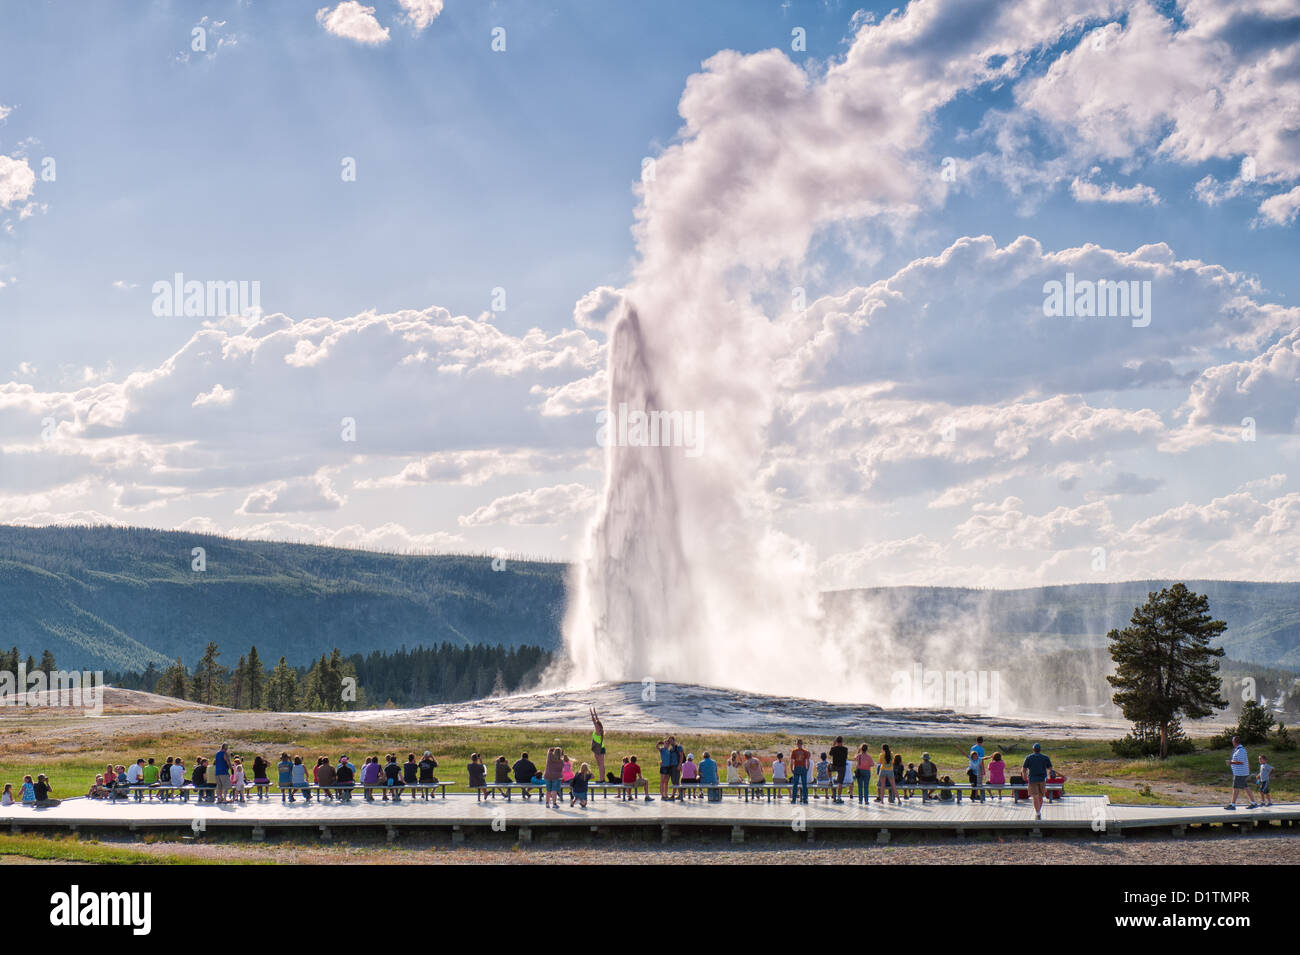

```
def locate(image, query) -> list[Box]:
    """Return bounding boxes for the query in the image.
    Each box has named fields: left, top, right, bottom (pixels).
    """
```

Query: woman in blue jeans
left=855, top=744, right=874, bottom=804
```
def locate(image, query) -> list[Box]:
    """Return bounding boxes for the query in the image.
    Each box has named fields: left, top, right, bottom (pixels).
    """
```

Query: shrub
left=1112, top=720, right=1195, bottom=757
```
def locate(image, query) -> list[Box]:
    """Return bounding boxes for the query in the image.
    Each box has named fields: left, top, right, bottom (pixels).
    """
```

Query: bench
left=277, top=782, right=450, bottom=802
left=892, top=782, right=1066, bottom=804
left=479, top=782, right=646, bottom=800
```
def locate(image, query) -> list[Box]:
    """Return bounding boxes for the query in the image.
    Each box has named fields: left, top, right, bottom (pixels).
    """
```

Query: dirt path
left=39, top=829, right=1294, bottom=866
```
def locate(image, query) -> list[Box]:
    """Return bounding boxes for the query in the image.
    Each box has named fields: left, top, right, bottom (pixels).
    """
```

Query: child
left=468, top=753, right=488, bottom=801
left=493, top=755, right=511, bottom=794
left=1, top=783, right=13, bottom=806
left=570, top=761, right=592, bottom=808
left=938, top=775, right=955, bottom=801
left=1256, top=755, right=1273, bottom=807
left=815, top=754, right=832, bottom=793
left=561, top=755, right=575, bottom=783
left=231, top=756, right=247, bottom=803
left=903, top=763, right=919, bottom=799
left=20, top=775, right=36, bottom=806
left=967, top=750, right=985, bottom=802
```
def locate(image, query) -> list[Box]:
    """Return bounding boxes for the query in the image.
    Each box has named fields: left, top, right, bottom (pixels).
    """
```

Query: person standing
left=698, top=751, right=721, bottom=803
left=876, top=745, right=898, bottom=804
left=543, top=746, right=564, bottom=809
left=829, top=736, right=849, bottom=804
left=1021, top=742, right=1053, bottom=820
left=213, top=742, right=232, bottom=804
left=668, top=736, right=685, bottom=799
left=589, top=706, right=607, bottom=781
left=1224, top=735, right=1256, bottom=810
left=854, top=745, right=874, bottom=805
left=657, top=739, right=675, bottom=799
left=789, top=739, right=811, bottom=805
left=1256, top=754, right=1273, bottom=807
left=967, top=749, right=985, bottom=802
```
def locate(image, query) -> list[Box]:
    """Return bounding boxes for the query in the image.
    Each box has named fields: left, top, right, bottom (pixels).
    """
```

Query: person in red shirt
left=621, top=755, right=654, bottom=802
left=789, top=739, right=812, bottom=804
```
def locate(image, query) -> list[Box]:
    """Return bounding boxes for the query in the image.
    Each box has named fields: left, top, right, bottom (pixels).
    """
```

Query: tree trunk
left=1159, top=721, right=1169, bottom=759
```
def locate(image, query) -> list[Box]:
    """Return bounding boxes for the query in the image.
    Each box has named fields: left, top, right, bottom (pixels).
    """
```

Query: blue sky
left=1, top=0, right=1299, bottom=587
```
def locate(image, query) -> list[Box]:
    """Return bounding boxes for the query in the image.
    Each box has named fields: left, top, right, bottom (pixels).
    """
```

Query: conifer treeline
left=100, top=642, right=553, bottom=710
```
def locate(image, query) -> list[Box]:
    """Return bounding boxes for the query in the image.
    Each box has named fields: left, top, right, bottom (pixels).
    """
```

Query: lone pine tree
left=1107, top=583, right=1228, bottom=758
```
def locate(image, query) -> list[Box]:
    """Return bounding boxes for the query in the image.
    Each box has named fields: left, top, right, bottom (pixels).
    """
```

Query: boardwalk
left=4, top=795, right=1297, bottom=842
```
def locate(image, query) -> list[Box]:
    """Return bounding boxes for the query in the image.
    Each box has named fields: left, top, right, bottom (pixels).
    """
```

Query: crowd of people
left=0, top=711, right=1279, bottom=822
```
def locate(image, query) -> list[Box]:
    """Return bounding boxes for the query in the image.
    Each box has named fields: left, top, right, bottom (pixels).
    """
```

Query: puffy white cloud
left=0, top=306, right=603, bottom=515
left=396, top=0, right=443, bottom=32
left=458, top=483, right=598, bottom=527
left=1182, top=326, right=1300, bottom=433
left=315, top=2, right=390, bottom=45
left=1257, top=184, right=1300, bottom=226
left=238, top=472, right=346, bottom=514
left=1013, top=1, right=1300, bottom=212
left=1070, top=175, right=1161, bottom=205
left=0, top=154, right=35, bottom=208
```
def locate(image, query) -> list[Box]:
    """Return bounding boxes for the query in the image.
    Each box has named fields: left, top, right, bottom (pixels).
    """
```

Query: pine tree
left=230, top=655, right=247, bottom=709
left=38, top=649, right=56, bottom=674
left=194, top=642, right=227, bottom=706
left=160, top=657, right=189, bottom=700
left=1107, top=583, right=1228, bottom=758
left=245, top=645, right=266, bottom=710
left=266, top=657, right=298, bottom=711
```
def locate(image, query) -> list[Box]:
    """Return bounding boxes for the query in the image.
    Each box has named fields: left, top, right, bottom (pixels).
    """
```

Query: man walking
left=1021, top=742, right=1052, bottom=821
left=1224, top=735, right=1256, bottom=810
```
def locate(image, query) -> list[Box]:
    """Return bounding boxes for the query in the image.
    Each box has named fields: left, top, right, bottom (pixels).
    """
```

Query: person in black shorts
left=829, top=736, right=849, bottom=804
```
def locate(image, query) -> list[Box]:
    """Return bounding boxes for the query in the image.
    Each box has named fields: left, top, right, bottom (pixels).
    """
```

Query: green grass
left=0, top=832, right=262, bottom=865
left=2, top=724, right=1295, bottom=806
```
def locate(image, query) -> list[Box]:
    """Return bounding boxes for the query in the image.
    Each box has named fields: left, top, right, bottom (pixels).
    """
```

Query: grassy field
left=1, top=720, right=1295, bottom=806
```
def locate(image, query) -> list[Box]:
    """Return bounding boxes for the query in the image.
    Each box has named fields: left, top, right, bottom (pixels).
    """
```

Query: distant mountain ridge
left=0, top=525, right=566, bottom=671
left=2, top=525, right=1298, bottom=672
left=827, top=581, right=1300, bottom=668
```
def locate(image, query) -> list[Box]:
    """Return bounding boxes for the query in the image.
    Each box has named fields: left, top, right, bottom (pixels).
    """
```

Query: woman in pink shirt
left=854, top=745, right=874, bottom=805
left=986, top=751, right=1007, bottom=791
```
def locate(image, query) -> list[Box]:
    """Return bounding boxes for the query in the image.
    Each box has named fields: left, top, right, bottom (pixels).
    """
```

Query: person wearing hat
left=1022, top=743, right=1053, bottom=820
left=917, top=752, right=939, bottom=799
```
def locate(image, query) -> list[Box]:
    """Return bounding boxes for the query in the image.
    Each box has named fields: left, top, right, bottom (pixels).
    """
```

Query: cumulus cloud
left=0, top=155, right=35, bottom=208
left=238, top=472, right=346, bottom=514
left=316, top=2, right=390, bottom=45
left=1070, top=175, right=1161, bottom=205
left=458, top=483, right=598, bottom=527
left=396, top=0, right=443, bottom=32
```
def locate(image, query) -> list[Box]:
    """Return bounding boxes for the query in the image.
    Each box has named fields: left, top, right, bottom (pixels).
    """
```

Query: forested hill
left=4, top=524, right=1300, bottom=673
left=0, top=524, right=565, bottom=671
left=827, top=580, right=1300, bottom=668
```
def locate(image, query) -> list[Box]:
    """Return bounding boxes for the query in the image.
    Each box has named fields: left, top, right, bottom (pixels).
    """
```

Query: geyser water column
left=561, top=291, right=829, bottom=697
left=560, top=35, right=958, bottom=700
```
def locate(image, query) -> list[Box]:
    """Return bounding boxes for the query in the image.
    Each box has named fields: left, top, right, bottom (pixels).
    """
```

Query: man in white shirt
left=1223, top=736, right=1256, bottom=810
left=125, top=758, right=144, bottom=800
